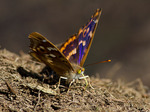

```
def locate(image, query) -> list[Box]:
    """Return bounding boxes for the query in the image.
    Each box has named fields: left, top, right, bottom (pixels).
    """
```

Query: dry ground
left=0, top=49, right=150, bottom=112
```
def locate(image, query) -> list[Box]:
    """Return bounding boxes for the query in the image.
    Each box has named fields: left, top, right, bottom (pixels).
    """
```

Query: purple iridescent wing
left=60, top=9, right=102, bottom=67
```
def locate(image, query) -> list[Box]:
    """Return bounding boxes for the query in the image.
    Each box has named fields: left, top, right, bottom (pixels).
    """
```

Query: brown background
left=0, top=0, right=150, bottom=86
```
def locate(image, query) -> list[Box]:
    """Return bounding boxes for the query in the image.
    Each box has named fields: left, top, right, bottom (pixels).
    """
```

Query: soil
left=0, top=49, right=150, bottom=112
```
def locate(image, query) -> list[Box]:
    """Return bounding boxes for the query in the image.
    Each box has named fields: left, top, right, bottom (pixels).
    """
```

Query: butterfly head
left=65, top=63, right=85, bottom=81
left=74, top=65, right=85, bottom=76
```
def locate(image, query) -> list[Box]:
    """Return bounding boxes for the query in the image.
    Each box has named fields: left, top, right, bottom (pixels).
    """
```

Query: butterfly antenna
left=84, top=60, right=111, bottom=67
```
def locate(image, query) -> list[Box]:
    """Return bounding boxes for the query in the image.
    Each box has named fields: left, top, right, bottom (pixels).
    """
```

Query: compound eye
left=77, top=69, right=82, bottom=74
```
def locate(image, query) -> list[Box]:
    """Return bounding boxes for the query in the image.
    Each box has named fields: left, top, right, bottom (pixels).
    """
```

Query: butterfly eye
left=77, top=68, right=85, bottom=74
left=77, top=69, right=82, bottom=74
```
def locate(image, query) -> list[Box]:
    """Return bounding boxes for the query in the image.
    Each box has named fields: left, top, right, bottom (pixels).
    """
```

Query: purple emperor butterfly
left=29, top=9, right=102, bottom=84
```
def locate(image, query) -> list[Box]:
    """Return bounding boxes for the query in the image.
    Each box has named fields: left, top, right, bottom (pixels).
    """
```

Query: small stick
left=34, top=91, right=41, bottom=112
left=4, top=80, right=17, bottom=96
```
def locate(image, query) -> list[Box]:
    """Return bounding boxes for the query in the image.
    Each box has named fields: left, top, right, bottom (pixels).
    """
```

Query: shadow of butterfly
left=29, top=9, right=102, bottom=85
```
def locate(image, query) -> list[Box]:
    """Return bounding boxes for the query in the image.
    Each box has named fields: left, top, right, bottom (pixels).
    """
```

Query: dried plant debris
left=0, top=49, right=150, bottom=111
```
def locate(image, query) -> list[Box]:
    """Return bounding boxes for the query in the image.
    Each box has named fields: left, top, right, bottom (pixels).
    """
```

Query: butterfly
left=29, top=9, right=102, bottom=85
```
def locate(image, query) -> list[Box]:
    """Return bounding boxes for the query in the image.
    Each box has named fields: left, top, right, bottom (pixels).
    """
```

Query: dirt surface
left=0, top=49, right=150, bottom=112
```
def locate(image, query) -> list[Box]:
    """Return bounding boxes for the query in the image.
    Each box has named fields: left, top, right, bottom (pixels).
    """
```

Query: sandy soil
left=0, top=49, right=149, bottom=112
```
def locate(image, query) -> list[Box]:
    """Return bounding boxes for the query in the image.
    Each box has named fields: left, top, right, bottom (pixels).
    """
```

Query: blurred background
left=0, top=0, right=150, bottom=86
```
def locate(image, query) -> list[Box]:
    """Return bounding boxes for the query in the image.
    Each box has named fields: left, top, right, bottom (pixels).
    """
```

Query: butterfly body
left=29, top=9, right=102, bottom=84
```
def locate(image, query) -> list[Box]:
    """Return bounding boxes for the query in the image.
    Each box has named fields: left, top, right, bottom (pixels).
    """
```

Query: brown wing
left=29, top=32, right=74, bottom=76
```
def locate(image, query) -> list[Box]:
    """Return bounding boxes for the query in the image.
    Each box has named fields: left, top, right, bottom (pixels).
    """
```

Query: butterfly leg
left=79, top=74, right=94, bottom=89
left=55, top=76, right=68, bottom=90
left=86, top=76, right=94, bottom=89
left=57, top=77, right=75, bottom=93
left=67, top=79, right=75, bottom=92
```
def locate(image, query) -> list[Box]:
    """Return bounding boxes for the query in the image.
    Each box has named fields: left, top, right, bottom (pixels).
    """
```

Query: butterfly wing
left=78, top=9, right=102, bottom=66
left=60, top=34, right=79, bottom=64
left=60, top=9, right=102, bottom=67
left=29, top=32, right=74, bottom=76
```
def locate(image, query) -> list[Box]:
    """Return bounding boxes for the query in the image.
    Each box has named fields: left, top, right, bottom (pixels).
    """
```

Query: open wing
left=60, top=9, right=102, bottom=67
